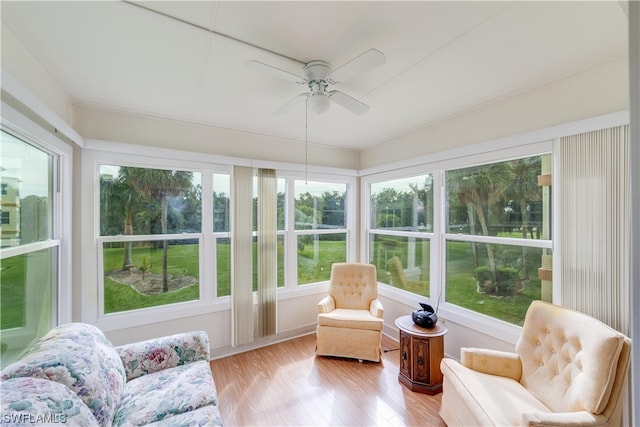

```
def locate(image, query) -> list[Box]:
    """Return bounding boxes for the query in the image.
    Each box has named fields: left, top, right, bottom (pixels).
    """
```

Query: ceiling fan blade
left=329, top=48, right=386, bottom=83
left=274, top=93, right=308, bottom=115
left=246, top=60, right=306, bottom=84
left=328, top=90, right=370, bottom=115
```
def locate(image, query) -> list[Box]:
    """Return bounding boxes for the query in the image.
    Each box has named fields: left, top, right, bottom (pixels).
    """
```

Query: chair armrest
left=116, top=331, right=210, bottom=381
left=522, top=411, right=605, bottom=426
left=317, top=295, right=336, bottom=313
left=369, top=299, right=384, bottom=318
left=460, top=347, right=522, bottom=381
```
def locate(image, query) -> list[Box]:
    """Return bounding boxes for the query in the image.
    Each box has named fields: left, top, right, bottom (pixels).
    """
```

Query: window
left=445, top=154, right=552, bottom=324
left=98, top=165, right=202, bottom=314
left=86, top=142, right=354, bottom=328
left=213, top=172, right=231, bottom=297
left=0, top=129, right=61, bottom=366
left=369, top=174, right=433, bottom=296
left=365, top=147, right=552, bottom=327
left=294, top=180, right=347, bottom=285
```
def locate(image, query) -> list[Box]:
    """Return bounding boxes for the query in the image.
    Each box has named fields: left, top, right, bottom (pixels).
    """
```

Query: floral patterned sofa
left=0, top=323, right=223, bottom=426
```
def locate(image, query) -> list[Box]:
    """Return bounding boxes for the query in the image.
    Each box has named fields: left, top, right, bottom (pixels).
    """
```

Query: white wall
left=72, top=103, right=360, bottom=170
left=1, top=25, right=71, bottom=124
left=361, top=57, right=629, bottom=170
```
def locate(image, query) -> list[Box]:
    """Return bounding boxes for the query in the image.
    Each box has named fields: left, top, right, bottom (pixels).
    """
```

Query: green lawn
left=445, top=241, right=542, bottom=325
left=103, top=243, right=200, bottom=313
left=1, top=255, right=27, bottom=329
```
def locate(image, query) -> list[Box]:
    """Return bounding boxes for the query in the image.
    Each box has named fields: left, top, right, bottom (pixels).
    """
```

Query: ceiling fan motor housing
left=304, top=61, right=332, bottom=113
left=304, top=60, right=332, bottom=83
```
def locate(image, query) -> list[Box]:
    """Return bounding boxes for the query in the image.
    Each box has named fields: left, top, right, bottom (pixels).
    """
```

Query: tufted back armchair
left=316, top=263, right=384, bottom=362
left=440, top=300, right=632, bottom=426
left=328, top=262, right=379, bottom=310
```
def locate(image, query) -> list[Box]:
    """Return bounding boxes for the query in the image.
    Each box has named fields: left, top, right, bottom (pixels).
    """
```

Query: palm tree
left=122, top=167, right=194, bottom=292
left=447, top=164, right=512, bottom=284
left=503, top=157, right=541, bottom=278
left=100, top=173, right=138, bottom=270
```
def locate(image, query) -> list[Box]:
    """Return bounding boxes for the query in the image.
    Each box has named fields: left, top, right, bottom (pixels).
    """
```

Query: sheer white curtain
left=558, top=125, right=631, bottom=335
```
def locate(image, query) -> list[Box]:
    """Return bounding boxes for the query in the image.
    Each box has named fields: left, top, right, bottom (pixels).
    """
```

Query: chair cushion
left=0, top=377, right=99, bottom=426
left=441, top=358, right=551, bottom=426
left=516, top=301, right=625, bottom=414
left=0, top=323, right=126, bottom=427
left=317, top=308, right=384, bottom=331
left=112, top=360, right=218, bottom=426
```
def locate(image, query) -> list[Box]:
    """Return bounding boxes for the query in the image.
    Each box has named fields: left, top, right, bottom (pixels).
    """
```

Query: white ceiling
left=0, top=1, right=628, bottom=151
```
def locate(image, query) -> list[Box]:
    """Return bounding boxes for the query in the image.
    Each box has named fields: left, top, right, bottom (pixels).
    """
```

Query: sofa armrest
left=116, top=331, right=210, bottom=381
left=460, top=347, right=522, bottom=381
left=317, top=295, right=336, bottom=313
left=522, top=411, right=606, bottom=426
left=369, top=299, right=384, bottom=318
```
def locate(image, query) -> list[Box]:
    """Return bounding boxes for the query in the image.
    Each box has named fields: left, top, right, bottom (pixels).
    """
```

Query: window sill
left=378, top=282, right=522, bottom=345
left=96, top=298, right=231, bottom=332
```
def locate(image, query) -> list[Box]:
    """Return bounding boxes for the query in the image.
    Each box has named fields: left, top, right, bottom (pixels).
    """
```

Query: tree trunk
left=161, top=195, right=169, bottom=293
left=519, top=197, right=529, bottom=279
left=466, top=203, right=479, bottom=268
left=475, top=200, right=497, bottom=285
left=122, top=207, right=133, bottom=271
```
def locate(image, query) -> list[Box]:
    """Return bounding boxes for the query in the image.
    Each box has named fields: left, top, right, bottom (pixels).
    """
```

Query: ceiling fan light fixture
left=308, top=92, right=331, bottom=114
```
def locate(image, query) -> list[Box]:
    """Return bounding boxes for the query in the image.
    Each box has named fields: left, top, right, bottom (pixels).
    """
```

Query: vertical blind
left=558, top=125, right=631, bottom=335
left=231, top=166, right=278, bottom=346
left=231, top=166, right=254, bottom=346
left=257, top=168, right=277, bottom=338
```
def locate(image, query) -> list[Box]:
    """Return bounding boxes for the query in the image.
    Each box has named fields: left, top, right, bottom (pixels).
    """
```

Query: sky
left=1, top=131, right=51, bottom=198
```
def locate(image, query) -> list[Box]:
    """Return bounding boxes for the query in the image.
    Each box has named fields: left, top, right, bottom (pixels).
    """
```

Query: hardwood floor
left=210, top=334, right=446, bottom=426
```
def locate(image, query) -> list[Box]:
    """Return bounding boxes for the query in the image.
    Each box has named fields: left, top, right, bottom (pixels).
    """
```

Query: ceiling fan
left=247, top=48, right=386, bottom=115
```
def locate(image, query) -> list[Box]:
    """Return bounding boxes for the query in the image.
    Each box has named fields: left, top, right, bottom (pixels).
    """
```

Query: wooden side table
left=395, top=314, right=448, bottom=394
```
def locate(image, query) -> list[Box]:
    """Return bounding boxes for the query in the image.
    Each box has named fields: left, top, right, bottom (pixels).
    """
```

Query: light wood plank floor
left=210, top=334, right=446, bottom=427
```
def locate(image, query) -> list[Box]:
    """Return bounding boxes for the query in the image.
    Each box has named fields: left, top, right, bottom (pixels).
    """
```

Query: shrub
left=475, top=266, right=520, bottom=296
left=474, top=266, right=493, bottom=284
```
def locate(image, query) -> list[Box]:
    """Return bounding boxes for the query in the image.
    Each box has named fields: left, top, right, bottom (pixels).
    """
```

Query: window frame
left=281, top=171, right=356, bottom=292
left=362, top=140, right=552, bottom=340
left=0, top=102, right=73, bottom=354
left=82, top=144, right=357, bottom=330
left=84, top=149, right=229, bottom=331
left=366, top=170, right=436, bottom=296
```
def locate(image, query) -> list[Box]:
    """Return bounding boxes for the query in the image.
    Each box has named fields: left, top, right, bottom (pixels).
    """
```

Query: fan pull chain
left=304, top=97, right=309, bottom=185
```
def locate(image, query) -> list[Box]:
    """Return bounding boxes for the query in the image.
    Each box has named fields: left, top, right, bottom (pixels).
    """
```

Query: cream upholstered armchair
left=440, top=300, right=632, bottom=427
left=316, top=262, right=384, bottom=362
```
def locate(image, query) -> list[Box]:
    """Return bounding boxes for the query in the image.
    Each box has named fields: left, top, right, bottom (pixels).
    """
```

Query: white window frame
left=1, top=101, right=73, bottom=350
left=280, top=171, right=356, bottom=294
left=362, top=139, right=553, bottom=342
left=83, top=148, right=229, bottom=331
left=82, top=141, right=358, bottom=330
left=366, top=169, right=436, bottom=297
